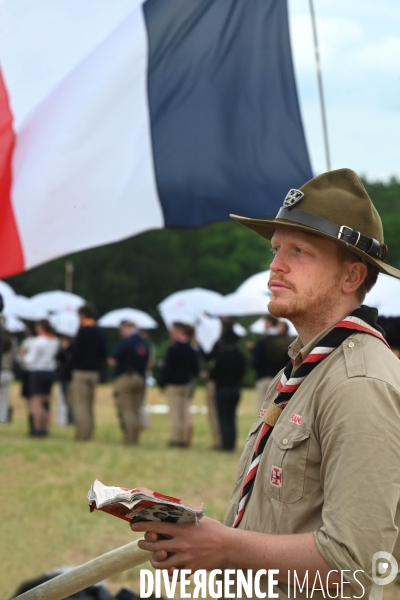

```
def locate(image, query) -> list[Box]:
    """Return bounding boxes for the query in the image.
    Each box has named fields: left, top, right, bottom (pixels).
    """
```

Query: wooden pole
left=13, top=540, right=152, bottom=600
left=65, top=261, right=74, bottom=293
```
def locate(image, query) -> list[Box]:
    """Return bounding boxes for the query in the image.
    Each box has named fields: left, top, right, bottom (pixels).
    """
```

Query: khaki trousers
left=166, top=384, right=191, bottom=445
left=114, top=373, right=145, bottom=444
left=206, top=380, right=221, bottom=449
left=255, top=376, right=273, bottom=412
left=70, top=370, right=99, bottom=440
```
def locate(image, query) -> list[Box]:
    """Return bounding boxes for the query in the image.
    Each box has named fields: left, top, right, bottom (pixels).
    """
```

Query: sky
left=288, top=0, right=400, bottom=181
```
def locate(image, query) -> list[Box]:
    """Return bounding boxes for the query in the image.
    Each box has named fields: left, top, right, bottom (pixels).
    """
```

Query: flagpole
left=308, top=0, right=331, bottom=171
left=65, top=261, right=74, bottom=293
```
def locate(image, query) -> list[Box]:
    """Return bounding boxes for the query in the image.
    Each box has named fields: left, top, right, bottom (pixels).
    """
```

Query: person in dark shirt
left=252, top=315, right=290, bottom=412
left=56, top=335, right=74, bottom=425
left=209, top=326, right=247, bottom=451
left=160, top=322, right=199, bottom=447
left=109, top=320, right=149, bottom=445
left=69, top=303, right=107, bottom=441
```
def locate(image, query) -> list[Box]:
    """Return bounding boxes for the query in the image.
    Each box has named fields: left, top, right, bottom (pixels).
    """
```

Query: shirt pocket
left=264, top=422, right=310, bottom=503
left=235, top=420, right=264, bottom=483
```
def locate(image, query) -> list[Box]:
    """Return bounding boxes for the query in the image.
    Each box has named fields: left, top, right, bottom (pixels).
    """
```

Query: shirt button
left=348, top=341, right=355, bottom=348
left=282, top=438, right=288, bottom=445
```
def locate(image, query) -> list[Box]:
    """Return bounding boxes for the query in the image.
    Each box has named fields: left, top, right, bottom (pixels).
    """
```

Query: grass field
left=1, top=384, right=400, bottom=600
left=0, top=384, right=256, bottom=599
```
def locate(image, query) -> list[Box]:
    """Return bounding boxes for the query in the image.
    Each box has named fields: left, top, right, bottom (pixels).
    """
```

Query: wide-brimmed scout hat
left=230, top=168, right=400, bottom=280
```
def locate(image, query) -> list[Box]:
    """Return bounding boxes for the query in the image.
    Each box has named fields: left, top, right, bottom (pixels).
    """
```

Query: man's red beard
left=268, top=276, right=341, bottom=326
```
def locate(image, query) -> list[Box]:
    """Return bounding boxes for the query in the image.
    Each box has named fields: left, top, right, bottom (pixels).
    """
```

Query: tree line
left=6, top=178, right=400, bottom=334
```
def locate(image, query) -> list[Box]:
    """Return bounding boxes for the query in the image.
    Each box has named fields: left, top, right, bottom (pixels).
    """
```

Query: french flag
left=0, top=0, right=312, bottom=279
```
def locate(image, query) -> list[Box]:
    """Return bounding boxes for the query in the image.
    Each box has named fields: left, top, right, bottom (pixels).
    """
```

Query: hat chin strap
left=275, top=207, right=387, bottom=261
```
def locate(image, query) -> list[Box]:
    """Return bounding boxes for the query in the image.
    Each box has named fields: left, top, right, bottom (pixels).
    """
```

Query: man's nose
left=270, top=250, right=290, bottom=274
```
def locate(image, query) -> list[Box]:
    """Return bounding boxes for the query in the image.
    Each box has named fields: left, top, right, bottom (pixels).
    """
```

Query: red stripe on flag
left=0, top=71, right=24, bottom=278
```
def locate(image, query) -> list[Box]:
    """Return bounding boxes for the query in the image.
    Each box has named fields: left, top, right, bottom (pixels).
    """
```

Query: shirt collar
left=288, top=320, right=343, bottom=369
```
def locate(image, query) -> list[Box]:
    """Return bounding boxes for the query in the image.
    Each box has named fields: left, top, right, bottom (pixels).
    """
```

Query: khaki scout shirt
left=224, top=321, right=400, bottom=600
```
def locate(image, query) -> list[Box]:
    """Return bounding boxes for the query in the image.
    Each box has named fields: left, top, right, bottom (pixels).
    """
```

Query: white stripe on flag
left=0, top=0, right=164, bottom=269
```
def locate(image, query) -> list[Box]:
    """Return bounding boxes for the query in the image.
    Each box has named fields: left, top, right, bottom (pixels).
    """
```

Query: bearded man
left=131, top=169, right=400, bottom=599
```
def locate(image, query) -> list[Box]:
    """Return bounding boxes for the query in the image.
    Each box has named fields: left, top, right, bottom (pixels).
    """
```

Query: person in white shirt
left=0, top=317, right=18, bottom=423
left=16, top=323, right=36, bottom=433
left=23, top=320, right=59, bottom=436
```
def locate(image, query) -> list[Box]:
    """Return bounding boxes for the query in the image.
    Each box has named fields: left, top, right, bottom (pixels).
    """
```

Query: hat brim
left=230, top=213, right=400, bottom=280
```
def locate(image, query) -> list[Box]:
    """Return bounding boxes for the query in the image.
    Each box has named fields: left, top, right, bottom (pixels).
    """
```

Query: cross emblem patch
left=283, top=189, right=304, bottom=208
left=270, top=466, right=282, bottom=487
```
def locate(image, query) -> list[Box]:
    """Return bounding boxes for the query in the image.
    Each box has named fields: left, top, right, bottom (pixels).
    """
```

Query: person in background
left=209, top=324, right=247, bottom=452
left=392, top=347, right=400, bottom=359
left=69, top=303, right=107, bottom=441
left=23, top=319, right=59, bottom=436
left=251, top=314, right=290, bottom=411
left=138, top=328, right=156, bottom=431
left=109, top=320, right=149, bottom=445
left=56, top=335, right=74, bottom=425
left=185, top=324, right=200, bottom=446
left=16, top=323, right=36, bottom=434
left=159, top=322, right=199, bottom=447
left=0, top=317, right=17, bottom=423
left=203, top=318, right=238, bottom=451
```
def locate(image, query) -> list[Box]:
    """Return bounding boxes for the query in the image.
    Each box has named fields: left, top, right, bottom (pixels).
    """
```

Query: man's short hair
left=37, top=319, right=55, bottom=335
left=265, top=315, right=279, bottom=327
left=172, top=322, right=194, bottom=337
left=78, top=303, right=97, bottom=319
left=120, top=319, right=136, bottom=328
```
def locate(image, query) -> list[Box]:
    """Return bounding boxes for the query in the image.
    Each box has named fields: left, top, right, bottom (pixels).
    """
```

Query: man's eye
left=294, top=247, right=304, bottom=254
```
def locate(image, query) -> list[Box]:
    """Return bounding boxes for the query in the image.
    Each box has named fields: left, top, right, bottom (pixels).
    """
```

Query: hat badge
left=283, top=189, right=304, bottom=209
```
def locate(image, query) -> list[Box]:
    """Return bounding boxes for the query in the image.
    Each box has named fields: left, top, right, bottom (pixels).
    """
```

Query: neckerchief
left=232, top=306, right=388, bottom=528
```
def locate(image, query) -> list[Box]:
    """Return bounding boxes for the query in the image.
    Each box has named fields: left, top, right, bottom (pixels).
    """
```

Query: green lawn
left=0, top=384, right=256, bottom=598
left=2, top=385, right=400, bottom=600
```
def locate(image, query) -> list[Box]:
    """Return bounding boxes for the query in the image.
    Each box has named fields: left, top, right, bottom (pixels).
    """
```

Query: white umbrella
left=195, top=314, right=222, bottom=353
left=4, top=295, right=48, bottom=321
left=0, top=280, right=16, bottom=301
left=250, top=317, right=297, bottom=337
left=158, top=288, right=223, bottom=329
left=30, top=290, right=85, bottom=313
left=365, top=274, right=400, bottom=317
left=50, top=311, right=80, bottom=337
left=194, top=317, right=246, bottom=352
left=236, top=270, right=270, bottom=296
left=98, top=308, right=158, bottom=330
left=233, top=323, right=247, bottom=337
left=2, top=312, right=25, bottom=333
left=210, top=293, right=269, bottom=317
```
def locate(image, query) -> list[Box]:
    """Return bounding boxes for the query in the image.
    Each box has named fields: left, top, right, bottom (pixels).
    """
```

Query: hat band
left=275, top=207, right=387, bottom=261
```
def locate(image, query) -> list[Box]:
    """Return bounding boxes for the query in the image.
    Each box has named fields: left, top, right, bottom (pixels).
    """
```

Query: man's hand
left=131, top=517, right=234, bottom=575
left=131, top=521, right=346, bottom=590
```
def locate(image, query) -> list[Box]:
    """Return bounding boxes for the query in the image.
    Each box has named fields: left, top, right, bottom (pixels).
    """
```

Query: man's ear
left=342, top=261, right=368, bottom=295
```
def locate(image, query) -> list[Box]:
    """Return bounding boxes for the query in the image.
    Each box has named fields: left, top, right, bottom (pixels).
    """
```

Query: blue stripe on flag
left=143, top=0, right=313, bottom=227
